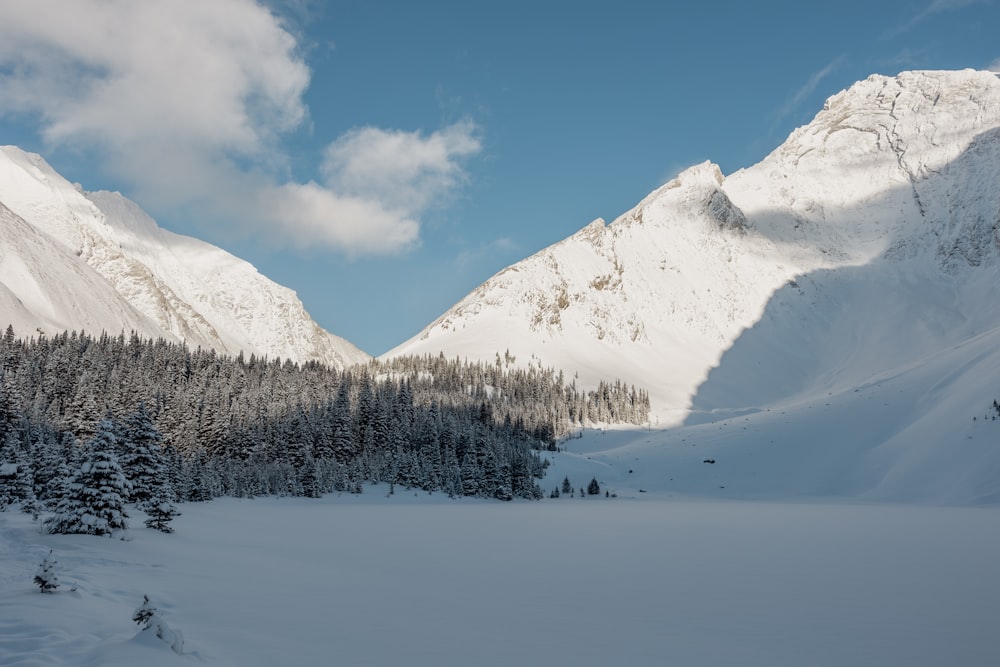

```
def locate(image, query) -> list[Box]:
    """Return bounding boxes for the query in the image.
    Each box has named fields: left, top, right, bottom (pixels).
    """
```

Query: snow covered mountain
left=0, top=146, right=369, bottom=368
left=389, top=70, right=1000, bottom=417
left=388, top=70, right=1000, bottom=502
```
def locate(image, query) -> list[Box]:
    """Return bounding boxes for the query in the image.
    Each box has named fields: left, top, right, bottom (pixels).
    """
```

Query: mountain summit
left=0, top=146, right=369, bottom=367
left=388, top=70, right=1000, bottom=426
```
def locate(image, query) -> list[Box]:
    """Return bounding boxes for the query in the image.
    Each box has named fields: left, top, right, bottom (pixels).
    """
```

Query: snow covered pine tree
left=133, top=595, right=184, bottom=654
left=141, top=493, right=181, bottom=533
left=33, top=550, right=59, bottom=593
left=44, top=417, right=131, bottom=537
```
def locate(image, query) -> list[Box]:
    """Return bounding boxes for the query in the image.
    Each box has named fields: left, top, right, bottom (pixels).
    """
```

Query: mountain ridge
left=0, top=145, right=369, bottom=368
left=388, top=69, right=1000, bottom=425
left=381, top=68, right=1000, bottom=504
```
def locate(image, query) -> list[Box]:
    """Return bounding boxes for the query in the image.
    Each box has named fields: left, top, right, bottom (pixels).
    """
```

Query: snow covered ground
left=2, top=487, right=998, bottom=666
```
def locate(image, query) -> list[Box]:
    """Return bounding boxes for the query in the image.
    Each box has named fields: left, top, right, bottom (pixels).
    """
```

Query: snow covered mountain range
left=388, top=69, right=1000, bottom=503
left=0, top=145, right=369, bottom=368
left=2, top=69, right=998, bottom=503
left=390, top=70, right=1000, bottom=419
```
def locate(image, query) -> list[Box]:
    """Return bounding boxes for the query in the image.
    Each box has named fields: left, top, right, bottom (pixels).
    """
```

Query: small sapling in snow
left=34, top=550, right=59, bottom=593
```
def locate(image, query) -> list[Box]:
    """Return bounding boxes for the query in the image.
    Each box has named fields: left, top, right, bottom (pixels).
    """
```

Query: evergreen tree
left=34, top=550, right=59, bottom=593
left=183, top=453, right=214, bottom=502
left=299, top=457, right=322, bottom=498
left=460, top=452, right=480, bottom=496
left=355, top=376, right=377, bottom=453
left=141, top=493, right=181, bottom=533
left=11, top=452, right=35, bottom=510
left=280, top=406, right=311, bottom=469
left=0, top=328, right=650, bottom=503
left=330, top=378, right=357, bottom=463
left=63, top=380, right=100, bottom=441
left=120, top=403, right=169, bottom=503
left=132, top=594, right=185, bottom=654
left=133, top=595, right=156, bottom=626
left=44, top=422, right=131, bottom=537
left=15, top=454, right=42, bottom=518
left=0, top=461, right=15, bottom=511
left=42, top=460, right=73, bottom=511
left=30, top=431, right=65, bottom=502
left=587, top=477, right=601, bottom=495
left=0, top=375, right=20, bottom=441
left=0, top=428, right=32, bottom=510
left=0, top=324, right=17, bottom=373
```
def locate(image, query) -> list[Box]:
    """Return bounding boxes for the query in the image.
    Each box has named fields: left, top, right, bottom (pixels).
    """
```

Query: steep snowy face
left=84, top=190, right=369, bottom=368
left=389, top=70, right=1000, bottom=423
left=0, top=146, right=369, bottom=368
left=725, top=69, right=1000, bottom=267
left=390, top=160, right=796, bottom=421
left=0, top=201, right=167, bottom=339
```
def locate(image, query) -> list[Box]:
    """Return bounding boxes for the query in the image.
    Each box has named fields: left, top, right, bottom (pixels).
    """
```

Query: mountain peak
left=389, top=69, right=1000, bottom=428
left=615, top=160, right=746, bottom=237
left=723, top=68, right=1000, bottom=267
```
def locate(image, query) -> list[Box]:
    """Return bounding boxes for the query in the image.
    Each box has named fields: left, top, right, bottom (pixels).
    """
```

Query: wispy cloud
left=774, top=56, right=846, bottom=123
left=989, top=57, right=1000, bottom=73
left=879, top=48, right=922, bottom=70
left=0, top=0, right=480, bottom=255
left=454, top=237, right=520, bottom=272
left=882, top=0, right=986, bottom=40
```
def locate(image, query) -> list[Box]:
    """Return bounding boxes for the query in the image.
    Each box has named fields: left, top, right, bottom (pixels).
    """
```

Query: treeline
left=0, top=326, right=649, bottom=509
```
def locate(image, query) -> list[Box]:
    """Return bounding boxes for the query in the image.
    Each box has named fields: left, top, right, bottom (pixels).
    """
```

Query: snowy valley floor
left=1, top=490, right=998, bottom=667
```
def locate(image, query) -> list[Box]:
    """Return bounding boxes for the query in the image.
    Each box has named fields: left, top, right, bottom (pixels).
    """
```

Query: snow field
left=2, top=495, right=998, bottom=667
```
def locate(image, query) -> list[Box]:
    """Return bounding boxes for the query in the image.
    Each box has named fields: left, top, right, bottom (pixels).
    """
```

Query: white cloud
left=989, top=58, right=1000, bottom=73
left=774, top=56, right=846, bottom=122
left=261, top=182, right=422, bottom=255
left=882, top=0, right=985, bottom=40
left=0, top=0, right=306, bottom=162
left=322, top=122, right=481, bottom=213
left=0, top=0, right=480, bottom=255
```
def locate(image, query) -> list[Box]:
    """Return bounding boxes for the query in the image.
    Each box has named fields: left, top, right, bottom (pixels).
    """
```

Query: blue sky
left=1, top=0, right=998, bottom=355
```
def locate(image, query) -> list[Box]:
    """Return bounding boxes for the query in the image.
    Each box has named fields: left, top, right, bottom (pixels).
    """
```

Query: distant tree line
left=0, top=325, right=649, bottom=523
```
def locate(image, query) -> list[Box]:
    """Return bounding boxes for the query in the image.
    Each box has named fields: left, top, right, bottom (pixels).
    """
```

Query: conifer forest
left=0, top=325, right=649, bottom=533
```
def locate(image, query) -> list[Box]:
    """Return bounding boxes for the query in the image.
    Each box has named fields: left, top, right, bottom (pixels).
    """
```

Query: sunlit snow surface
left=2, top=489, right=998, bottom=666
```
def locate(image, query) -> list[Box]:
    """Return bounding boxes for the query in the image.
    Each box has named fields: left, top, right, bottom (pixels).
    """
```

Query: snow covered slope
left=0, top=146, right=369, bottom=367
left=3, top=497, right=998, bottom=666
left=389, top=70, right=1000, bottom=423
left=388, top=70, right=1000, bottom=503
left=0, top=200, right=165, bottom=340
left=390, top=160, right=797, bottom=424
